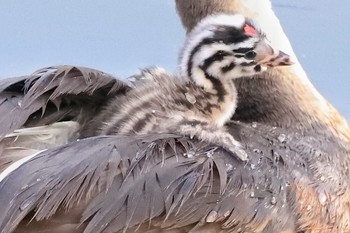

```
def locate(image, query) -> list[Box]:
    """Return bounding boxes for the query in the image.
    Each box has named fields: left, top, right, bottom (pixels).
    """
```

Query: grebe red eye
left=244, top=50, right=257, bottom=59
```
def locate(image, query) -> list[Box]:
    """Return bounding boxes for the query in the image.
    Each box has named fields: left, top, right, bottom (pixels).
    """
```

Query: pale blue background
left=0, top=0, right=349, bottom=119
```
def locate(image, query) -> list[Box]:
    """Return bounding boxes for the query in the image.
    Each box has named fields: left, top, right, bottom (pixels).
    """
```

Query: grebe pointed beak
left=255, top=40, right=294, bottom=67
left=271, top=50, right=294, bottom=66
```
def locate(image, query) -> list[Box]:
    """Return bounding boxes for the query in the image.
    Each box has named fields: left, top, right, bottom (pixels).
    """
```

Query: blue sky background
left=0, top=0, right=349, bottom=119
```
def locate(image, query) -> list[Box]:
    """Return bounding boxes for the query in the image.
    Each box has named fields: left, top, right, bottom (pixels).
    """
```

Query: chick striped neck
left=185, top=45, right=239, bottom=126
left=187, top=49, right=235, bottom=102
left=179, top=14, right=256, bottom=100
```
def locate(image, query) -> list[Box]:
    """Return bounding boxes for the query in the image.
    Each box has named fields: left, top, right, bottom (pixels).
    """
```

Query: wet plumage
left=0, top=1, right=349, bottom=232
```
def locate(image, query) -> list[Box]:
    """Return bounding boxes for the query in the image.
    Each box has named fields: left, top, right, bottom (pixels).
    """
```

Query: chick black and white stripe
left=94, top=13, right=292, bottom=161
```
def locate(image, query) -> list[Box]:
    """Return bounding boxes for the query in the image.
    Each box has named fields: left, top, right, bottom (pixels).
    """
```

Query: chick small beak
left=267, top=50, right=294, bottom=67
left=255, top=40, right=294, bottom=68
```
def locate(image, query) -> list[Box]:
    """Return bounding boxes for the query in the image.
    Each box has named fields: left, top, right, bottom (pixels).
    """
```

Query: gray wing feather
left=0, top=66, right=132, bottom=173
left=0, top=65, right=131, bottom=138
left=0, top=122, right=348, bottom=232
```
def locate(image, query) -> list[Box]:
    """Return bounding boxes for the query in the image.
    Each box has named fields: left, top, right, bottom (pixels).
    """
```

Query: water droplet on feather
left=224, top=211, right=230, bottom=217
left=278, top=134, right=286, bottom=143
left=184, top=151, right=195, bottom=158
left=185, top=92, right=196, bottom=104
left=253, top=149, right=262, bottom=154
left=206, top=150, right=214, bottom=158
left=271, top=196, right=277, bottom=205
left=206, top=211, right=218, bottom=222
left=318, top=192, right=327, bottom=206
left=226, top=163, right=233, bottom=172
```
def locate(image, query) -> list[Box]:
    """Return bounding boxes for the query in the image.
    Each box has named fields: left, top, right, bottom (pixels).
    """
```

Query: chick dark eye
left=217, top=50, right=226, bottom=55
left=244, top=50, right=257, bottom=59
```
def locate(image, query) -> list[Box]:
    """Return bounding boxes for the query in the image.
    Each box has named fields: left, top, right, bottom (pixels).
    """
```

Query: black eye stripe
left=200, top=50, right=231, bottom=71
left=232, top=47, right=253, bottom=54
left=221, top=62, right=236, bottom=73
left=241, top=61, right=257, bottom=66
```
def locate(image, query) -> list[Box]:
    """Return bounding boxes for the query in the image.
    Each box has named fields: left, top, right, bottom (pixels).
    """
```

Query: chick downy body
left=97, top=14, right=292, bottom=161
